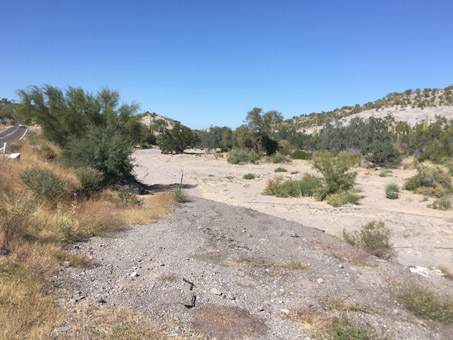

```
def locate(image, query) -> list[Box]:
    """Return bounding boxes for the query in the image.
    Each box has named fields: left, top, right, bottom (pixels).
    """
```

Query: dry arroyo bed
left=51, top=148, right=453, bottom=339
left=58, top=197, right=453, bottom=339
left=133, top=149, right=453, bottom=273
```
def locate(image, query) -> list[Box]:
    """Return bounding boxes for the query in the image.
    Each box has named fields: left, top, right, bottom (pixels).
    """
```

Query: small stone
left=281, top=308, right=290, bottom=315
left=210, top=288, right=222, bottom=296
left=53, top=326, right=72, bottom=333
left=174, top=326, right=182, bottom=335
left=258, top=306, right=265, bottom=312
left=316, top=278, right=325, bottom=284
left=339, top=264, right=344, bottom=269
left=290, top=231, right=299, bottom=238
left=130, top=271, right=138, bottom=278
left=227, top=293, right=236, bottom=300
left=63, top=261, right=72, bottom=268
left=97, top=298, right=107, bottom=304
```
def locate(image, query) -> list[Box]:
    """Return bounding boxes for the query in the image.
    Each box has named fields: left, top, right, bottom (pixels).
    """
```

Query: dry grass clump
left=287, top=308, right=376, bottom=340
left=0, top=261, right=63, bottom=339
left=397, top=286, right=453, bottom=323
left=343, top=221, right=395, bottom=260
left=63, top=307, right=202, bottom=339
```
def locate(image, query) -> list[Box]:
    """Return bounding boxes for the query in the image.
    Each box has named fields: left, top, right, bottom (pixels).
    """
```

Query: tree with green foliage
left=245, top=107, right=283, bottom=153
left=221, top=127, right=233, bottom=151
left=16, top=85, right=141, bottom=146
left=158, top=123, right=196, bottom=154
left=62, top=127, right=134, bottom=184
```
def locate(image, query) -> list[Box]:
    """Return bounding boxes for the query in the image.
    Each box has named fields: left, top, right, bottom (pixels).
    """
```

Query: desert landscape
left=133, top=148, right=453, bottom=274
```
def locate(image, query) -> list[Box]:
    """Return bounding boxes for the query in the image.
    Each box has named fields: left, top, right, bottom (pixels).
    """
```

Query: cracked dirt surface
left=56, top=197, right=453, bottom=339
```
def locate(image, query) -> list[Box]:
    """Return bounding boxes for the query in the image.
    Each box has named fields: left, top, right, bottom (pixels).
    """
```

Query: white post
left=2, top=143, right=6, bottom=155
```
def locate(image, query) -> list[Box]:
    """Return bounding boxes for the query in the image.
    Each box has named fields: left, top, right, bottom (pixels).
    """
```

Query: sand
left=133, top=149, right=453, bottom=273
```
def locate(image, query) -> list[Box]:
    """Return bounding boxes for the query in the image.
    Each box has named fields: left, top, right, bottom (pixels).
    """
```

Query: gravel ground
left=56, top=197, right=453, bottom=339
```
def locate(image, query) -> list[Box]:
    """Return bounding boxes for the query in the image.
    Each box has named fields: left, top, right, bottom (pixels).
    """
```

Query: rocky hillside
left=140, top=112, right=178, bottom=135
left=288, top=85, right=453, bottom=131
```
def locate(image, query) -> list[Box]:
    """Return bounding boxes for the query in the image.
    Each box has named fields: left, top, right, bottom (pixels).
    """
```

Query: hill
left=288, top=85, right=453, bottom=132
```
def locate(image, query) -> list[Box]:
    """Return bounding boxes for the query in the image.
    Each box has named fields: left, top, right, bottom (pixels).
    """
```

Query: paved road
left=0, top=126, right=27, bottom=146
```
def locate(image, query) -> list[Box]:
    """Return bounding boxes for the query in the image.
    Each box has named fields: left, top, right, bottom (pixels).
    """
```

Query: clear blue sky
left=1, top=0, right=453, bottom=129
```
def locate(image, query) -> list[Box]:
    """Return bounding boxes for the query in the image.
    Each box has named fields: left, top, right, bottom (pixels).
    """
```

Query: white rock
left=210, top=288, right=222, bottom=295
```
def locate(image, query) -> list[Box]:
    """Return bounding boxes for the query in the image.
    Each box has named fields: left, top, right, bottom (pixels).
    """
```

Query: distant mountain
left=287, top=85, right=453, bottom=132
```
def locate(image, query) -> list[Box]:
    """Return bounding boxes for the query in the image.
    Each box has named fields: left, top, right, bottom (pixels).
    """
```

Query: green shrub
left=290, top=150, right=312, bottom=160
left=270, top=152, right=287, bottom=163
left=20, top=168, right=66, bottom=200
left=379, top=170, right=392, bottom=177
left=385, top=183, right=400, bottom=199
left=75, top=167, right=104, bottom=196
left=263, top=173, right=322, bottom=198
left=173, top=186, right=188, bottom=203
left=274, top=167, right=287, bottom=173
left=445, top=160, right=453, bottom=176
left=115, top=186, right=143, bottom=208
left=290, top=171, right=300, bottom=175
left=428, top=196, right=452, bottom=210
left=243, top=173, right=256, bottom=180
left=312, top=151, right=360, bottom=199
left=398, top=287, right=453, bottom=323
left=227, top=149, right=260, bottom=164
left=365, top=141, right=401, bottom=167
left=343, top=221, right=394, bottom=260
left=404, top=165, right=452, bottom=197
left=326, top=191, right=359, bottom=207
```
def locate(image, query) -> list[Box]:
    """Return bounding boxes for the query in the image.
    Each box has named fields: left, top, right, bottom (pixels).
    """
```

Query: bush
left=243, top=173, right=256, bottom=180
left=263, top=173, right=322, bottom=198
left=365, top=141, right=401, bottom=167
left=75, top=167, right=104, bottom=196
left=274, top=167, right=287, bottom=173
left=312, top=151, right=360, bottom=199
left=379, top=170, right=392, bottom=177
left=227, top=149, right=260, bottom=164
left=20, top=168, right=66, bottom=200
left=173, top=186, right=188, bottom=203
left=385, top=183, right=400, bottom=199
left=290, top=150, right=312, bottom=160
left=428, top=196, right=452, bottom=210
left=158, top=123, right=196, bottom=154
left=62, top=127, right=134, bottom=185
left=115, top=186, right=143, bottom=208
left=34, top=143, right=57, bottom=160
left=343, top=221, right=395, bottom=260
left=270, top=152, right=287, bottom=164
left=326, top=191, right=359, bottom=207
left=398, top=287, right=453, bottom=323
left=404, top=165, right=452, bottom=197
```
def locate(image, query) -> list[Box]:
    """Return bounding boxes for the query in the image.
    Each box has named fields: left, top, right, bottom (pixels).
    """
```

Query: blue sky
left=1, top=0, right=453, bottom=129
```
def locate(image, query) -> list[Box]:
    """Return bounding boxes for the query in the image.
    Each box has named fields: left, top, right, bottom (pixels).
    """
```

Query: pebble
left=130, top=271, right=138, bottom=278
left=290, top=231, right=299, bottom=238
left=227, top=293, right=236, bottom=300
left=63, top=261, right=72, bottom=268
left=281, top=308, right=290, bottom=315
left=210, top=288, right=222, bottom=295
left=53, top=326, right=72, bottom=333
left=317, top=278, right=325, bottom=284
left=339, top=264, right=344, bottom=269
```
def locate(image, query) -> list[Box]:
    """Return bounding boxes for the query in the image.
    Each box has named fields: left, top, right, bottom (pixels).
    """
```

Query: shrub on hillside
left=20, top=168, right=66, bottom=200
left=243, top=173, right=256, bottom=180
left=75, top=167, right=104, bottom=196
left=274, top=167, right=287, bottom=173
left=343, top=221, right=395, bottom=260
left=227, top=149, right=260, bottom=164
left=365, top=141, right=401, bottom=167
left=404, top=165, right=452, bottom=197
left=290, top=150, right=312, bottom=160
left=62, top=127, right=134, bottom=185
left=34, top=143, right=57, bottom=160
